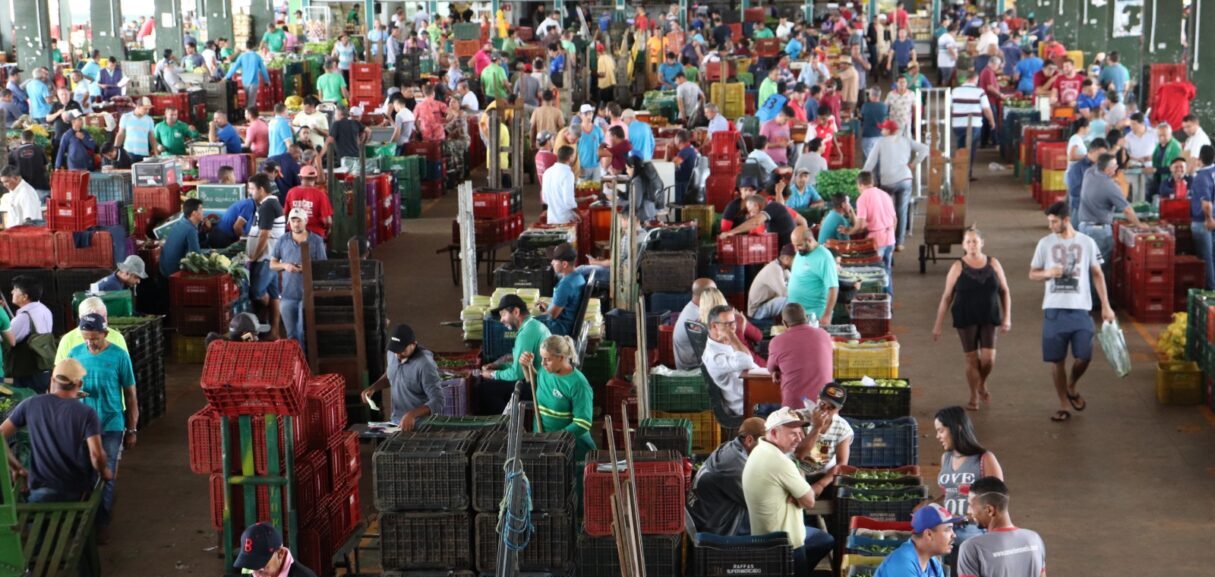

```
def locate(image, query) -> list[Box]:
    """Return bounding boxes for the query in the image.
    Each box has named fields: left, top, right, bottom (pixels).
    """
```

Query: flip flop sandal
left=1067, top=393, right=1086, bottom=412
left=1051, top=410, right=1071, bottom=422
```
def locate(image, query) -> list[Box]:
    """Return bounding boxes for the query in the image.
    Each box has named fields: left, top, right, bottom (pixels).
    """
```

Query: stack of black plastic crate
left=109, top=316, right=166, bottom=428
left=311, top=259, right=387, bottom=404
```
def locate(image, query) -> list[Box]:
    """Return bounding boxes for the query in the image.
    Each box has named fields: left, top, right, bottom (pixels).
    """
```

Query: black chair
left=685, top=321, right=742, bottom=437
left=571, top=270, right=596, bottom=364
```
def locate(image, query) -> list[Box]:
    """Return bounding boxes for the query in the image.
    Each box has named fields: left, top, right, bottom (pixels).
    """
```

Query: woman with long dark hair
left=934, top=405, right=1005, bottom=571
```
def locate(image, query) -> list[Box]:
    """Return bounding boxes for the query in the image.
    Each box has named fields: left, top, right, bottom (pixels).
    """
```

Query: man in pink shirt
left=243, top=106, right=270, bottom=157
left=766, top=302, right=835, bottom=408
left=760, top=106, right=794, bottom=165
left=844, top=171, right=897, bottom=291
left=473, top=44, right=493, bottom=77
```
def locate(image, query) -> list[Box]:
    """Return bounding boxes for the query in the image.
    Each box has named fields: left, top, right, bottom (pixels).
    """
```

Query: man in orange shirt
left=283, top=165, right=333, bottom=239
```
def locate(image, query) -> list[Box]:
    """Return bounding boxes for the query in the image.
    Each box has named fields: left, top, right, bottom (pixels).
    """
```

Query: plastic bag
left=1099, top=320, right=1132, bottom=377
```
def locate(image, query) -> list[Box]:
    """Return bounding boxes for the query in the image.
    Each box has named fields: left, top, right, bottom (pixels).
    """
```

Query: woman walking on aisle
left=933, top=406, right=1005, bottom=572
left=931, top=227, right=1012, bottom=410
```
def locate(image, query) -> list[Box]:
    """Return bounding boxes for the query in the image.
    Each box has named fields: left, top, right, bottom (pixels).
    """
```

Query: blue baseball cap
left=912, top=503, right=966, bottom=533
left=233, top=522, right=283, bottom=570
left=78, top=313, right=107, bottom=332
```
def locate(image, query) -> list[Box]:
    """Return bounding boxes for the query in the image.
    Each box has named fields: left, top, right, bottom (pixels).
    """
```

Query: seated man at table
left=535, top=243, right=586, bottom=337
left=792, top=383, right=853, bottom=481
left=702, top=304, right=759, bottom=416
left=747, top=244, right=794, bottom=321
left=742, top=407, right=836, bottom=576
left=688, top=417, right=767, bottom=536
left=766, top=303, right=834, bottom=407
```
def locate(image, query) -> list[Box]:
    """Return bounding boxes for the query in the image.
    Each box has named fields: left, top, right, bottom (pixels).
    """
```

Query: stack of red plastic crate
left=582, top=449, right=686, bottom=538
left=47, top=170, right=98, bottom=231
left=147, top=93, right=189, bottom=118
left=132, top=161, right=182, bottom=239
left=405, top=141, right=444, bottom=198
left=233, top=73, right=278, bottom=111
left=1116, top=222, right=1175, bottom=322
left=451, top=188, right=524, bottom=247
left=705, top=131, right=740, bottom=212
left=169, top=272, right=241, bottom=337
left=1034, top=141, right=1068, bottom=209
left=193, top=341, right=361, bottom=576
left=350, top=62, right=384, bottom=110
left=364, top=173, right=400, bottom=244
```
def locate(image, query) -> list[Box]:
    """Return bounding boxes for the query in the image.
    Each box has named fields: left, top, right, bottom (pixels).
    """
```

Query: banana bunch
left=1157, top=312, right=1188, bottom=361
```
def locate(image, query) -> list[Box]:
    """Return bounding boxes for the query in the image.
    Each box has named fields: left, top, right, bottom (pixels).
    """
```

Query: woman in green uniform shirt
left=519, top=335, right=596, bottom=461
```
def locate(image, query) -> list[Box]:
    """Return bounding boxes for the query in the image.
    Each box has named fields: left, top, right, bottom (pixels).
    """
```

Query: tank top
left=939, top=451, right=985, bottom=517
left=950, top=257, right=1003, bottom=328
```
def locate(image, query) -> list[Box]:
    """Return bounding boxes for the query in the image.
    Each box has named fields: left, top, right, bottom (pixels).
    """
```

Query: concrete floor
left=107, top=151, right=1215, bottom=576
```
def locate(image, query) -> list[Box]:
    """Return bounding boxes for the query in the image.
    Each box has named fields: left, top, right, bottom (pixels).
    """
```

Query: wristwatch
left=126, top=429, right=138, bottom=434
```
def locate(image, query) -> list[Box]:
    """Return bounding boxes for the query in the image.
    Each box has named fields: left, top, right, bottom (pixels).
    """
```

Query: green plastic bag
left=1099, top=320, right=1132, bottom=377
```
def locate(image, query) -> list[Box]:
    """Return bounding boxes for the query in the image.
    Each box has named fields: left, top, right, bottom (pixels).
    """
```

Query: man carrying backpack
left=6, top=275, right=56, bottom=394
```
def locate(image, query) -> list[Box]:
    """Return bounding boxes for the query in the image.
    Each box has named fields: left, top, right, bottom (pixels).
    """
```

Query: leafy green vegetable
left=816, top=169, right=862, bottom=200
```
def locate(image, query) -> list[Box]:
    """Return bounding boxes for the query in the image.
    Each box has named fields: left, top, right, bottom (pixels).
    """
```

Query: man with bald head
left=674, top=277, right=717, bottom=369
left=787, top=226, right=839, bottom=324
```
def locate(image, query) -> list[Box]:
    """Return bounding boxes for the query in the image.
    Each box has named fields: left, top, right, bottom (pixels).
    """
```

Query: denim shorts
left=1041, top=308, right=1094, bottom=362
left=250, top=260, right=280, bottom=300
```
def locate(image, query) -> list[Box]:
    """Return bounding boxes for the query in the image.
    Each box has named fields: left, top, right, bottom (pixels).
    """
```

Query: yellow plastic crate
left=842, top=554, right=885, bottom=574
left=1156, top=361, right=1203, bottom=405
left=735, top=57, right=753, bottom=72
left=1042, top=169, right=1066, bottom=191
left=833, top=339, right=900, bottom=379
left=676, top=204, right=716, bottom=240
left=652, top=409, right=721, bottom=454
left=171, top=334, right=207, bottom=364
left=1066, top=50, right=1084, bottom=70
left=710, top=82, right=747, bottom=119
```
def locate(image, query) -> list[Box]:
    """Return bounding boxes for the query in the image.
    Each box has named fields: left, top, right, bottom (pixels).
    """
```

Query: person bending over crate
left=478, top=294, right=551, bottom=414
left=518, top=335, right=595, bottom=461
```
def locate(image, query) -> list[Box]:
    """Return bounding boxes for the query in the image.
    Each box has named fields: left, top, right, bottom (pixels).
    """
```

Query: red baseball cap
left=878, top=120, right=900, bottom=133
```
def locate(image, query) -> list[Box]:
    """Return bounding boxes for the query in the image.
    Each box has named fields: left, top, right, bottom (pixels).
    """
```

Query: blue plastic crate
left=845, top=416, right=918, bottom=468
left=89, top=172, right=133, bottom=204
left=481, top=318, right=518, bottom=363
left=711, top=264, right=747, bottom=295
left=648, top=292, right=691, bottom=315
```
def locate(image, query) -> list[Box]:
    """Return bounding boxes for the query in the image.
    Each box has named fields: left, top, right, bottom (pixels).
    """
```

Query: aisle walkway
left=107, top=157, right=1215, bottom=575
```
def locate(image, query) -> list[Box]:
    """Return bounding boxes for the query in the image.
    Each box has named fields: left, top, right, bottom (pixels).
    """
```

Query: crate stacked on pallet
left=349, top=62, right=384, bottom=111
left=1116, top=223, right=1175, bottom=322
left=374, top=429, right=481, bottom=573
left=382, top=155, right=423, bottom=219
left=311, top=259, right=387, bottom=390
left=47, top=170, right=97, bottom=231
left=109, top=316, right=166, bottom=427
left=197, top=342, right=361, bottom=577
left=471, top=431, right=576, bottom=574
left=169, top=272, right=241, bottom=353
left=1019, top=125, right=1065, bottom=187
left=706, top=131, right=741, bottom=211
left=404, top=141, right=444, bottom=198
left=581, top=450, right=686, bottom=570
left=849, top=293, right=892, bottom=338
left=833, top=465, right=926, bottom=542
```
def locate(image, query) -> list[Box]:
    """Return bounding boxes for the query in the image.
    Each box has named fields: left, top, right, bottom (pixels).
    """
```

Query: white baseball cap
left=579, top=104, right=595, bottom=114
left=764, top=407, right=808, bottom=430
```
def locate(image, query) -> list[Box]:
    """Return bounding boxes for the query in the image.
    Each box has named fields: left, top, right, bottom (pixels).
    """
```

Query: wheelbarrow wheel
left=919, top=245, right=928, bottom=274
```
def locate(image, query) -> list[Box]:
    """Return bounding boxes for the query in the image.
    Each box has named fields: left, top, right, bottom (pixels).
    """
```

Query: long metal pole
left=493, top=383, right=525, bottom=577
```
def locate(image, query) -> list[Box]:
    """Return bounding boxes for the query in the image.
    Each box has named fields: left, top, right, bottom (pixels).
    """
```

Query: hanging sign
left=1113, top=0, right=1144, bottom=38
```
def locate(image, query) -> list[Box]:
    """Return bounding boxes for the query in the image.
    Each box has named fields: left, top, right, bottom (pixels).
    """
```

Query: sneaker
left=895, top=245, right=905, bottom=252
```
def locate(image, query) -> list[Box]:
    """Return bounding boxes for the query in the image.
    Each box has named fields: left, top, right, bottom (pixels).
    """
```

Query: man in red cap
left=860, top=118, right=929, bottom=251
left=283, top=165, right=334, bottom=239
left=595, top=42, right=616, bottom=106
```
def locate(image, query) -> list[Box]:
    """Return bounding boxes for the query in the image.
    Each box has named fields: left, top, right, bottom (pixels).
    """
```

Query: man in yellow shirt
left=741, top=407, right=836, bottom=576
left=596, top=43, right=616, bottom=106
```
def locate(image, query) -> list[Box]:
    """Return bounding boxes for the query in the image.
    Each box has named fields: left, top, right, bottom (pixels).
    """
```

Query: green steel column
left=365, top=0, right=374, bottom=34
left=0, top=2, right=12, bottom=51
left=57, top=0, right=72, bottom=56
left=12, top=0, right=54, bottom=73
left=202, top=0, right=234, bottom=44
left=90, top=0, right=125, bottom=57
left=741, top=0, right=749, bottom=10
left=154, top=0, right=185, bottom=56
left=249, top=0, right=274, bottom=37
left=678, top=0, right=687, bottom=29
left=804, top=1, right=814, bottom=23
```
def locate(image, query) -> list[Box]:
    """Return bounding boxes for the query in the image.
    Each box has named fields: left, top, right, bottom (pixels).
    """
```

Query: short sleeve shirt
left=216, top=124, right=242, bottom=153
left=875, top=539, right=946, bottom=577
left=7, top=394, right=101, bottom=495
left=818, top=210, right=851, bottom=245
left=69, top=343, right=136, bottom=433
left=798, top=414, right=854, bottom=474
left=856, top=187, right=897, bottom=247
left=153, top=121, right=198, bottom=156
left=545, top=272, right=586, bottom=335
left=270, top=233, right=328, bottom=300
left=957, top=528, right=1047, bottom=577
left=119, top=113, right=155, bottom=156
left=317, top=72, right=347, bottom=103
left=741, top=439, right=812, bottom=548
left=786, top=245, right=840, bottom=319
left=1031, top=232, right=1100, bottom=310
left=284, top=186, right=334, bottom=237
left=247, top=196, right=286, bottom=261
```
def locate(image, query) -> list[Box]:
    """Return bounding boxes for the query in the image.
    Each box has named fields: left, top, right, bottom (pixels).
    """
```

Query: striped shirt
left=951, top=84, right=990, bottom=129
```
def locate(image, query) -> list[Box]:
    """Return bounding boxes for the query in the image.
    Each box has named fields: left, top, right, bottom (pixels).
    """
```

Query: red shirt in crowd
left=767, top=323, right=835, bottom=406
left=284, top=186, right=334, bottom=238
left=1055, top=73, right=1084, bottom=106
left=245, top=118, right=269, bottom=158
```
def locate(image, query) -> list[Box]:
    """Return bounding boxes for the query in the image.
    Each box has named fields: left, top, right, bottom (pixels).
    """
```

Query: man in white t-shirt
left=0, top=166, right=44, bottom=228
left=541, top=147, right=577, bottom=224
left=291, top=96, right=330, bottom=152
left=1124, top=113, right=1155, bottom=166
left=457, top=81, right=479, bottom=114
left=937, top=24, right=959, bottom=86
left=1029, top=201, right=1114, bottom=423
left=391, top=94, right=415, bottom=148
left=1181, top=114, right=1211, bottom=174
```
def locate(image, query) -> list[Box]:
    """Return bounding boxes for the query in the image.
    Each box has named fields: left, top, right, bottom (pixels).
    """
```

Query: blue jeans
left=861, top=137, right=880, bottom=159
left=279, top=298, right=305, bottom=351
left=28, top=486, right=82, bottom=503
left=953, top=127, right=981, bottom=179
left=792, top=526, right=836, bottom=577
left=879, top=244, right=895, bottom=294
left=13, top=371, right=51, bottom=395
left=1078, top=223, right=1113, bottom=278
left=885, top=180, right=913, bottom=247
left=99, top=431, right=124, bottom=528
left=1193, top=222, right=1215, bottom=289
left=752, top=296, right=788, bottom=320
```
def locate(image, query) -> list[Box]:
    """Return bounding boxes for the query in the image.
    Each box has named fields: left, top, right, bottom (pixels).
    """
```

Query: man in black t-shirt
left=328, top=104, right=367, bottom=160
left=1, top=359, right=112, bottom=503
left=719, top=176, right=804, bottom=247
left=8, top=130, right=50, bottom=192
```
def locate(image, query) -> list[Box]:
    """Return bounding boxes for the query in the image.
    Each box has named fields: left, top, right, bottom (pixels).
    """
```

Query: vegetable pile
left=179, top=252, right=249, bottom=283
left=816, top=169, right=861, bottom=200
left=841, top=379, right=909, bottom=388
left=845, top=469, right=910, bottom=481
left=1157, top=312, right=1187, bottom=361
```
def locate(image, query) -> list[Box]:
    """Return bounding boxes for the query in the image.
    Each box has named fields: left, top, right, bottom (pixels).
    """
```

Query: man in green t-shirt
left=480, top=294, right=550, bottom=383
left=154, top=107, right=201, bottom=156
left=316, top=60, right=348, bottom=104
left=261, top=23, right=287, bottom=53
left=218, top=38, right=233, bottom=61
left=480, top=53, right=510, bottom=103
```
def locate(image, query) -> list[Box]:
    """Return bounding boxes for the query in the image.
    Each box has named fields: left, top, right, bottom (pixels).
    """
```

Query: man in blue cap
left=234, top=522, right=317, bottom=577
left=873, top=503, right=963, bottom=577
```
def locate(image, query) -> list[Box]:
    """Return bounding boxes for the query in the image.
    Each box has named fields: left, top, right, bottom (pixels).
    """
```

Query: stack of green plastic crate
left=453, top=22, right=481, bottom=40
left=384, top=156, right=423, bottom=219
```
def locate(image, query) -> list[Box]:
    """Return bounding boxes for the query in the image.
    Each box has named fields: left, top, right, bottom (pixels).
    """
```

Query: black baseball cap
left=387, top=324, right=416, bottom=353
left=820, top=383, right=848, bottom=408
left=233, top=522, right=282, bottom=570
left=549, top=242, right=577, bottom=262
left=490, top=294, right=528, bottom=316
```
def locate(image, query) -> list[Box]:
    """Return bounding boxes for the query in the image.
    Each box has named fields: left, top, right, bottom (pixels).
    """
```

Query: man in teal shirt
left=261, top=23, right=288, bottom=53
left=68, top=313, right=137, bottom=533
left=27, top=68, right=53, bottom=122
left=481, top=294, right=551, bottom=383
left=753, top=21, right=775, bottom=39
left=817, top=194, right=854, bottom=245
left=786, top=225, right=839, bottom=324
left=574, top=105, right=605, bottom=180
left=223, top=39, right=271, bottom=108
left=316, top=60, right=348, bottom=104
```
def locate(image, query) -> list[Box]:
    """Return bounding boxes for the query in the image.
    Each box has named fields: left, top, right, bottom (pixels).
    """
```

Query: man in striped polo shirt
left=950, top=74, right=996, bottom=181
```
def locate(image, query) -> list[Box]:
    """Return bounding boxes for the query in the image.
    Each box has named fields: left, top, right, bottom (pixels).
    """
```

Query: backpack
left=6, top=310, right=57, bottom=377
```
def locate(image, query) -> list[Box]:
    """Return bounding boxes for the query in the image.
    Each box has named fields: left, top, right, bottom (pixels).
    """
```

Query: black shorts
left=957, top=324, right=997, bottom=353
